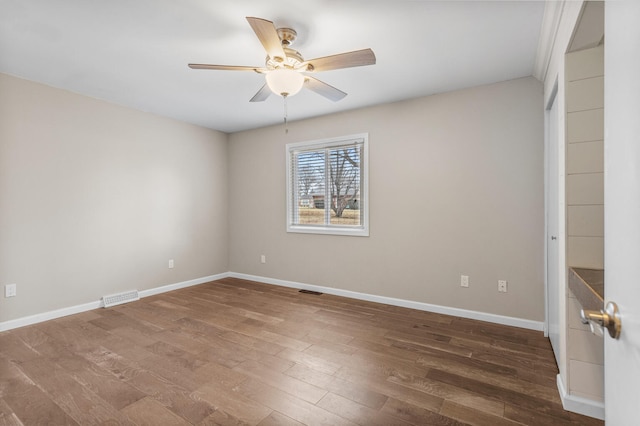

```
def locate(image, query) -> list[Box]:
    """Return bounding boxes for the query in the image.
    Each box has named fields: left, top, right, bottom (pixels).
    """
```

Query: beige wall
left=0, top=74, right=229, bottom=323
left=1, top=74, right=545, bottom=326
left=565, top=45, right=605, bottom=401
left=229, top=77, right=544, bottom=321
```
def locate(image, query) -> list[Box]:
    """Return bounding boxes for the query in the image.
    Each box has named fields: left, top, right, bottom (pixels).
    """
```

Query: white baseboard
left=0, top=273, right=228, bottom=332
left=556, top=374, right=605, bottom=420
left=228, top=272, right=544, bottom=331
left=0, top=300, right=103, bottom=333
left=1, top=271, right=543, bottom=333
left=137, top=273, right=229, bottom=298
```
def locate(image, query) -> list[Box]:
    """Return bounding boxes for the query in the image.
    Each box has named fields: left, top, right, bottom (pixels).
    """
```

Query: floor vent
left=299, top=289, right=323, bottom=296
left=102, top=290, right=140, bottom=308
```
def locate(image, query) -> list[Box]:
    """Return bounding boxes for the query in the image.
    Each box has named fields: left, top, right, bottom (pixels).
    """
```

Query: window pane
left=294, top=150, right=325, bottom=225
left=328, top=146, right=361, bottom=226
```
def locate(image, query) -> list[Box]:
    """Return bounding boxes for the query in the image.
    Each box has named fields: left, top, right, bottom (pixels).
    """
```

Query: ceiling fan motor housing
left=267, top=47, right=304, bottom=70
left=264, top=28, right=304, bottom=70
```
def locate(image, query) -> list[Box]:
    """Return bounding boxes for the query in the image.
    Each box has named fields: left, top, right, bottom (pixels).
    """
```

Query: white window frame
left=286, top=133, right=369, bottom=237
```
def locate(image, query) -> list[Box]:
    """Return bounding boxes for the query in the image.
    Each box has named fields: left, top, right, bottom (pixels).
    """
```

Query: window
left=287, top=133, right=369, bottom=236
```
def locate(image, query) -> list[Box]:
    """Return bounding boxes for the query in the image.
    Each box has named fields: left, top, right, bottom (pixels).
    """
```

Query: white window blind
left=286, top=134, right=369, bottom=236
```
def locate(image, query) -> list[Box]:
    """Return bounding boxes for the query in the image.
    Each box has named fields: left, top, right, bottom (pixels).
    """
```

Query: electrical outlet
left=460, top=275, right=469, bottom=288
left=261, top=255, right=266, bottom=264
left=168, top=259, right=174, bottom=269
left=5, top=283, right=16, bottom=298
left=498, top=280, right=508, bottom=293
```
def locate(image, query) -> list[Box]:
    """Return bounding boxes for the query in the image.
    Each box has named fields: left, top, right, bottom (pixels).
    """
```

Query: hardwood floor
left=0, top=277, right=603, bottom=425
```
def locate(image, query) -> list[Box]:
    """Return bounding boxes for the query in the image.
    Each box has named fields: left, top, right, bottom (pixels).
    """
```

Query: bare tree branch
left=329, top=148, right=361, bottom=218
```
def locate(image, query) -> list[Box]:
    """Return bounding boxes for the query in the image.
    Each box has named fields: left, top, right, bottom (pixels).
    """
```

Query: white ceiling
left=0, top=0, right=545, bottom=133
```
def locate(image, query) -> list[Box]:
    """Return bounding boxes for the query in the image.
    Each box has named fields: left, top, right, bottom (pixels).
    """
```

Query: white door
left=604, top=2, right=640, bottom=424
left=546, top=93, right=561, bottom=364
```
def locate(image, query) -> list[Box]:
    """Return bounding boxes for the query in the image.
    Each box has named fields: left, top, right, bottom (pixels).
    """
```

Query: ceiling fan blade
left=304, top=48, right=376, bottom=72
left=304, top=76, right=347, bottom=102
left=249, top=84, right=272, bottom=102
left=188, top=64, right=265, bottom=72
left=246, top=17, right=286, bottom=62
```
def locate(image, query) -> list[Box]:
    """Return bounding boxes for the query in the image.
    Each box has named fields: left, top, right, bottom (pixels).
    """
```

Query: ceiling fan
left=188, top=17, right=376, bottom=102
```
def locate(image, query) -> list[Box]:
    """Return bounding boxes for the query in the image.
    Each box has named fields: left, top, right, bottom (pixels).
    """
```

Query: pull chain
left=283, top=94, right=289, bottom=134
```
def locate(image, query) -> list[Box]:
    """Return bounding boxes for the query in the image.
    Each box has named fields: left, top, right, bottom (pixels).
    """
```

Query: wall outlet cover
left=5, top=283, right=17, bottom=298
left=460, top=275, right=469, bottom=288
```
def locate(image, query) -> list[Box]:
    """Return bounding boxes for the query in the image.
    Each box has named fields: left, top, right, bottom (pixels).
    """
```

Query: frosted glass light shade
left=266, top=68, right=304, bottom=97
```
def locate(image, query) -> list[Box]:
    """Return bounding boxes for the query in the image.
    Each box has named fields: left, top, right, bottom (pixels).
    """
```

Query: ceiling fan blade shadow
left=305, top=48, right=376, bottom=72
left=304, top=76, right=347, bottom=102
left=188, top=64, right=265, bottom=72
left=250, top=84, right=272, bottom=102
left=246, top=17, right=286, bottom=62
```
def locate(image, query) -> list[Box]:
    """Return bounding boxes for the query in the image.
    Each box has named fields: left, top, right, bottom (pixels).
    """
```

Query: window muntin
left=287, top=134, right=369, bottom=236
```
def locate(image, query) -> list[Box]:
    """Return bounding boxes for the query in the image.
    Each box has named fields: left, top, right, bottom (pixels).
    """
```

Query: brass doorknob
left=580, top=301, right=622, bottom=339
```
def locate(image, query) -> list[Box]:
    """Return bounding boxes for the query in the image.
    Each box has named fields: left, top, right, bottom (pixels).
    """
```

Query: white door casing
left=547, top=92, right=561, bottom=366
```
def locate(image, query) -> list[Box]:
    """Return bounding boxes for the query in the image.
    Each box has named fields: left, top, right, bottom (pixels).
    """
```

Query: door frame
left=544, top=82, right=559, bottom=347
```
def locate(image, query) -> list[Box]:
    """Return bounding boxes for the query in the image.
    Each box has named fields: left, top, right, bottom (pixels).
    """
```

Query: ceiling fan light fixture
left=266, top=68, right=304, bottom=97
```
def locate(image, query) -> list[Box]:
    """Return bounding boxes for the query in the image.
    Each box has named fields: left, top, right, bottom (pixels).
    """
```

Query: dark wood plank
left=316, top=392, right=414, bottom=426
left=0, top=356, right=79, bottom=425
left=380, top=397, right=470, bottom=426
left=283, top=362, right=389, bottom=410
left=427, top=369, right=572, bottom=420
left=120, top=397, right=190, bottom=425
left=193, top=380, right=272, bottom=425
left=257, top=410, right=305, bottom=426
left=234, top=378, right=357, bottom=426
left=232, top=360, right=328, bottom=404
left=334, top=365, right=445, bottom=413
left=439, top=400, right=523, bottom=426
left=14, top=357, right=133, bottom=424
left=385, top=370, right=505, bottom=417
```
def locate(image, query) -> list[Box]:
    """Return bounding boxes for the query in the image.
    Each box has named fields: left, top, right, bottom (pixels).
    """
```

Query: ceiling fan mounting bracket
left=276, top=27, right=297, bottom=46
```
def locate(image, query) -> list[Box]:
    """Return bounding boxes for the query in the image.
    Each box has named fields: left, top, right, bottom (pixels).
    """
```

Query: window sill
left=286, top=225, right=369, bottom=237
